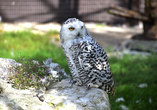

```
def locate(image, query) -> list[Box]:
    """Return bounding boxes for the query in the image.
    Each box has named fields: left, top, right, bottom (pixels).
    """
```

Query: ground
left=85, top=23, right=143, bottom=49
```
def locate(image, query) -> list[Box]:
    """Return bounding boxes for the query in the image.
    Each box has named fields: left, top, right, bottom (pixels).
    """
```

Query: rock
left=0, top=58, right=21, bottom=81
left=37, top=87, right=45, bottom=102
left=0, top=58, right=111, bottom=110
left=40, top=58, right=69, bottom=89
left=0, top=78, right=48, bottom=110
left=45, top=79, right=111, bottom=110
left=0, top=58, right=21, bottom=68
left=115, top=97, right=125, bottom=103
left=0, top=78, right=110, bottom=110
left=119, top=105, right=129, bottom=110
left=135, top=100, right=140, bottom=103
left=43, top=58, right=68, bottom=80
left=115, top=39, right=157, bottom=55
left=138, top=83, right=148, bottom=88
left=149, top=98, right=152, bottom=104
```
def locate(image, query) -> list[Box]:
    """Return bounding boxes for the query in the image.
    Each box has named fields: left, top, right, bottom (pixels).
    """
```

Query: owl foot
left=69, top=79, right=77, bottom=88
left=75, top=80, right=83, bottom=86
left=69, top=79, right=82, bottom=87
left=87, top=83, right=99, bottom=89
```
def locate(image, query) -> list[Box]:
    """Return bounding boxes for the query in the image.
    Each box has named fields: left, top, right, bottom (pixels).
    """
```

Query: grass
left=95, top=23, right=106, bottom=27
left=0, top=30, right=69, bottom=73
left=0, top=30, right=157, bottom=109
left=109, top=55, right=157, bottom=110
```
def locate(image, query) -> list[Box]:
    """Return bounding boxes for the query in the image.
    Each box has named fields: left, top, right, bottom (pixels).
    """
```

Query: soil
left=86, top=25, right=143, bottom=49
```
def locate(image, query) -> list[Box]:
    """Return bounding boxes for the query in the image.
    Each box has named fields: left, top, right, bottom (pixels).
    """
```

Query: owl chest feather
left=62, top=37, right=112, bottom=84
left=62, top=38, right=92, bottom=83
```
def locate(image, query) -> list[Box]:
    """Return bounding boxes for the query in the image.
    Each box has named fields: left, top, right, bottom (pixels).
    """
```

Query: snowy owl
left=59, top=18, right=115, bottom=95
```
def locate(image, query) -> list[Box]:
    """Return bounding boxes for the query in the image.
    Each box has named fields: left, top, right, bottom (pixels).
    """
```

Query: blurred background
left=0, top=0, right=144, bottom=24
left=0, top=0, right=157, bottom=110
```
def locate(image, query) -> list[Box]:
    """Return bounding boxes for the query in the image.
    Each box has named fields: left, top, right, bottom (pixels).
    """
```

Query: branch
left=110, top=4, right=142, bottom=16
left=108, top=5, right=149, bottom=21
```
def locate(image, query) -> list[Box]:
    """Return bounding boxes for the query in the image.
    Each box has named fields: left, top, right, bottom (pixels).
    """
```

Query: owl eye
left=81, top=26, right=83, bottom=29
left=69, top=27, right=75, bottom=31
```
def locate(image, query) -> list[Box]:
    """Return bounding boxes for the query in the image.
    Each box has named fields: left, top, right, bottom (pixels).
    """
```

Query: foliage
left=9, top=56, right=48, bottom=89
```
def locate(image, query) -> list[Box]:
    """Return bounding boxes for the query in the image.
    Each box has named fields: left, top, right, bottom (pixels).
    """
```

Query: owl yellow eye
left=81, top=26, right=83, bottom=29
left=69, top=27, right=75, bottom=31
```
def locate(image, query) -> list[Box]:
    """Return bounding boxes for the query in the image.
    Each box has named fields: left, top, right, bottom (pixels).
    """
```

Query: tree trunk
left=143, top=0, right=157, bottom=39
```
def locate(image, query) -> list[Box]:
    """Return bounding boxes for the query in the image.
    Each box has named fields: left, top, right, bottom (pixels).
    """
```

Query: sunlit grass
left=0, top=30, right=69, bottom=73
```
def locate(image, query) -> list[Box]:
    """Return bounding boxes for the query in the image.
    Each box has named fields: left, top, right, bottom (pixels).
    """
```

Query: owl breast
left=62, top=36, right=114, bottom=86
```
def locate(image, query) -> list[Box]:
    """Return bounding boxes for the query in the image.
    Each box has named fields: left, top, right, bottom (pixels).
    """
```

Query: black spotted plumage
left=60, top=18, right=115, bottom=95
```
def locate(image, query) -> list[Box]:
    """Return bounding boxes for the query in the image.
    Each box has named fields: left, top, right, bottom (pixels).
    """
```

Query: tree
left=108, top=0, right=157, bottom=39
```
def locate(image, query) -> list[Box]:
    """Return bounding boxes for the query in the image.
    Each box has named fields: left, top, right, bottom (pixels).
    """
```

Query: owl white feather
left=60, top=18, right=115, bottom=95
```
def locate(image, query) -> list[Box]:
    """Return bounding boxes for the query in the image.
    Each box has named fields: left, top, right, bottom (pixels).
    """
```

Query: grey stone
left=0, top=58, right=111, bottom=110
left=46, top=79, right=111, bottom=110
left=115, top=39, right=157, bottom=55
left=0, top=78, right=110, bottom=110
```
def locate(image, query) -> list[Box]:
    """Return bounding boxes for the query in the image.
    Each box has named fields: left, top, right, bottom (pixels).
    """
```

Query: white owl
left=59, top=18, right=115, bottom=95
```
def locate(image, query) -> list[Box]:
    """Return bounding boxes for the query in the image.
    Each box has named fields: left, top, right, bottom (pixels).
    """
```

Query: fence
left=0, top=0, right=144, bottom=24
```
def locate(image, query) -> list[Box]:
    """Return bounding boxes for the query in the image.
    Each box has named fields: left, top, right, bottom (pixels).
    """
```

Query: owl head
left=60, top=18, right=88, bottom=43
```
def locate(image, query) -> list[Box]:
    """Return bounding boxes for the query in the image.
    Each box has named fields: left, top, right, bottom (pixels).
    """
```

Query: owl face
left=60, top=18, right=87, bottom=43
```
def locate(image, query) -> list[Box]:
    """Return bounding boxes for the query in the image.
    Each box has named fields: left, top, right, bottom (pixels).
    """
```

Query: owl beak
left=77, top=32, right=80, bottom=36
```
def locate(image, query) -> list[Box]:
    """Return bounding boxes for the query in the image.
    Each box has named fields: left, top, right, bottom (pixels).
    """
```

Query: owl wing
left=77, top=40, right=115, bottom=95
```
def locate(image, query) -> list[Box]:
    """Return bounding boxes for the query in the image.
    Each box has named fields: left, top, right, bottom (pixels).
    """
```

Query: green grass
left=0, top=30, right=157, bottom=109
left=95, top=23, right=106, bottom=27
left=109, top=55, right=157, bottom=110
left=0, top=30, right=69, bottom=73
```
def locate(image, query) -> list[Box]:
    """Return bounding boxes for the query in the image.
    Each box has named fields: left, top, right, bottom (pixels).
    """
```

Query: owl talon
left=75, top=80, right=83, bottom=86
left=87, top=84, right=90, bottom=89
left=87, top=83, right=99, bottom=89
left=69, top=79, right=76, bottom=84
left=69, top=79, right=83, bottom=87
left=69, top=79, right=76, bottom=88
left=87, top=83, right=93, bottom=90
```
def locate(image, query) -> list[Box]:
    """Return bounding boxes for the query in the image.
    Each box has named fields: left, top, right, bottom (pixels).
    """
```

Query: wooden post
left=143, top=0, right=157, bottom=39
left=108, top=0, right=157, bottom=39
